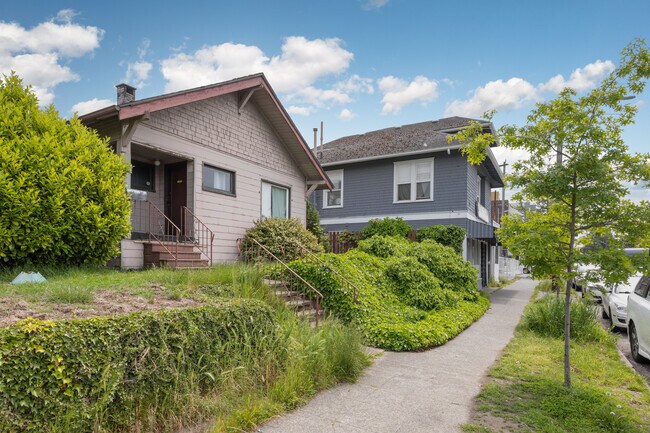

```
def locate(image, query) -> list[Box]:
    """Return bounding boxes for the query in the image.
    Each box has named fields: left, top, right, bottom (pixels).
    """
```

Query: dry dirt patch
left=0, top=287, right=204, bottom=327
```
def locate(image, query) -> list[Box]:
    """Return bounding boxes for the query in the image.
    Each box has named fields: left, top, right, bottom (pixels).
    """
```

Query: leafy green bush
left=0, top=73, right=130, bottom=266
left=520, top=296, right=606, bottom=342
left=416, top=224, right=466, bottom=255
left=360, top=217, right=412, bottom=239
left=386, top=257, right=459, bottom=310
left=0, top=300, right=275, bottom=432
left=306, top=201, right=329, bottom=251
left=241, top=217, right=323, bottom=262
left=357, top=234, right=410, bottom=258
left=288, top=236, right=488, bottom=351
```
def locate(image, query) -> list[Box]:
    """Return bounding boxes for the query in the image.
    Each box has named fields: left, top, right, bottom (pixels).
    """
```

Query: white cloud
left=71, top=98, right=113, bottom=116
left=445, top=60, right=615, bottom=118
left=286, top=105, right=313, bottom=116
left=540, top=60, right=615, bottom=93
left=334, top=74, right=374, bottom=94
left=378, top=75, right=439, bottom=114
left=296, top=86, right=352, bottom=106
left=124, top=61, right=152, bottom=88
left=338, top=108, right=356, bottom=121
left=363, top=0, right=390, bottom=10
left=161, top=36, right=353, bottom=94
left=0, top=10, right=103, bottom=105
left=444, top=77, right=539, bottom=117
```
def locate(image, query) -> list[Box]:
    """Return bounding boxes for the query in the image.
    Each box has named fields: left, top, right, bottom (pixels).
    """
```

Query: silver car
left=603, top=275, right=643, bottom=330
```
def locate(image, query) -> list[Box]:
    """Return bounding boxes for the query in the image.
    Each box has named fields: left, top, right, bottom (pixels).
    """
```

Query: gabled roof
left=80, top=73, right=332, bottom=189
left=316, top=117, right=504, bottom=187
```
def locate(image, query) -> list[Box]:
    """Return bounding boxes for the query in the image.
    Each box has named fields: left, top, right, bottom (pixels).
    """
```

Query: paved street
left=258, top=277, right=537, bottom=433
left=597, top=308, right=650, bottom=383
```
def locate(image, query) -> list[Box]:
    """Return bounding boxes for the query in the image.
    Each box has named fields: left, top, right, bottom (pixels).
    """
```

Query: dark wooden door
left=165, top=162, right=187, bottom=235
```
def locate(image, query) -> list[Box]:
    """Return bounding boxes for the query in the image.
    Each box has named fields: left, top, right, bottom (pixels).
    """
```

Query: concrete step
left=284, top=298, right=315, bottom=311
left=144, top=242, right=197, bottom=254
left=145, top=251, right=203, bottom=262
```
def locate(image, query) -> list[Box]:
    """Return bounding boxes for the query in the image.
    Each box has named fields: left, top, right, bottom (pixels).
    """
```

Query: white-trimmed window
left=394, top=158, right=434, bottom=203
left=323, top=170, right=343, bottom=208
left=261, top=181, right=289, bottom=218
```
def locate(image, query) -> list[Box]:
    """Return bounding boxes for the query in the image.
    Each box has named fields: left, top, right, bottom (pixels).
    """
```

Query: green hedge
left=360, top=217, right=412, bottom=239
left=289, top=236, right=488, bottom=351
left=0, top=300, right=275, bottom=432
left=241, top=217, right=323, bottom=262
left=416, top=224, right=466, bottom=255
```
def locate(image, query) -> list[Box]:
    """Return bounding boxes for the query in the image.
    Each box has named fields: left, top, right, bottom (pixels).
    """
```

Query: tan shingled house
left=81, top=74, right=331, bottom=269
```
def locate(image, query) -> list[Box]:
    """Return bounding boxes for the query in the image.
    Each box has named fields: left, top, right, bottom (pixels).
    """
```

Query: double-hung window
left=261, top=181, right=289, bottom=218
left=394, top=158, right=433, bottom=203
left=323, top=170, right=343, bottom=208
left=203, top=164, right=235, bottom=195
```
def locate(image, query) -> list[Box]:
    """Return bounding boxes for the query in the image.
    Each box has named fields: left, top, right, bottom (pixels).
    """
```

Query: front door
left=165, top=162, right=187, bottom=236
left=480, top=242, right=488, bottom=287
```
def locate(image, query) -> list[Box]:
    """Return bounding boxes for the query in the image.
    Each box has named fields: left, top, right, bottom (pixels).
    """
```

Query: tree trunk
left=564, top=172, right=578, bottom=389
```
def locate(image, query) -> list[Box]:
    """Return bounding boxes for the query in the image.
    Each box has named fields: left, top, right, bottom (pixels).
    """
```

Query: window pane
left=203, top=165, right=234, bottom=194
left=416, top=162, right=430, bottom=182
left=261, top=183, right=272, bottom=217
left=271, top=185, right=288, bottom=218
left=327, top=190, right=341, bottom=207
left=416, top=181, right=430, bottom=200
left=397, top=184, right=411, bottom=201
left=397, top=164, right=411, bottom=184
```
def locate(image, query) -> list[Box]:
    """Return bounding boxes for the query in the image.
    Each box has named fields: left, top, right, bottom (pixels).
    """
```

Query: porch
left=122, top=143, right=214, bottom=269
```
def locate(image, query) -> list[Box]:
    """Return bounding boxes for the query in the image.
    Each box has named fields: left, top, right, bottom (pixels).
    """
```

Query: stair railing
left=237, top=237, right=324, bottom=324
left=147, top=201, right=180, bottom=267
left=288, top=239, right=361, bottom=304
left=181, top=206, right=215, bottom=265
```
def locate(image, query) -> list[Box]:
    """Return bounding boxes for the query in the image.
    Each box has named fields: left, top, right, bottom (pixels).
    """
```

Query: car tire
left=629, top=323, right=649, bottom=364
left=602, top=307, right=609, bottom=319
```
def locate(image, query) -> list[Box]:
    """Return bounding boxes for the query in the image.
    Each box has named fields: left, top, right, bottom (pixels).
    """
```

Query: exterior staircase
left=264, top=279, right=323, bottom=325
left=143, top=242, right=210, bottom=269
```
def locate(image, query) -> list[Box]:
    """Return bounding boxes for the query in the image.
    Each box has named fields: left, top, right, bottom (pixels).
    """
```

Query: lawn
left=463, top=285, right=650, bottom=433
left=0, top=265, right=248, bottom=325
left=0, top=264, right=371, bottom=432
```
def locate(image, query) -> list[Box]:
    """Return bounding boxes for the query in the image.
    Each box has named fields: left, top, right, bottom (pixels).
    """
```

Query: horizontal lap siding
left=315, top=150, right=468, bottom=230
left=133, top=94, right=307, bottom=263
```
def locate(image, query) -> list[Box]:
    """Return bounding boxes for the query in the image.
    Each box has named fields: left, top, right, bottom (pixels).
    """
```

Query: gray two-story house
left=311, top=117, right=505, bottom=286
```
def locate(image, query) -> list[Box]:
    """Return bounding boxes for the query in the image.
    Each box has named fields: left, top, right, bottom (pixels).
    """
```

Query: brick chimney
left=116, top=83, right=136, bottom=105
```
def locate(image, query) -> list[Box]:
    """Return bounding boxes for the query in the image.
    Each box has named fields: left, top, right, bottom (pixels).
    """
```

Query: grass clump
left=464, top=281, right=650, bottom=433
left=289, top=235, right=489, bottom=351
left=521, top=295, right=606, bottom=342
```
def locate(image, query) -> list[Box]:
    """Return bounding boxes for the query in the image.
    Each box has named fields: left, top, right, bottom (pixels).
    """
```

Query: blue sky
left=1, top=0, right=648, bottom=200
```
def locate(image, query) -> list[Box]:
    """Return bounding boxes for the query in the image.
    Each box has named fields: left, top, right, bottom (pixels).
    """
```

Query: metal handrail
left=148, top=201, right=180, bottom=267
left=289, top=239, right=360, bottom=303
left=238, top=237, right=324, bottom=324
left=181, top=206, right=215, bottom=265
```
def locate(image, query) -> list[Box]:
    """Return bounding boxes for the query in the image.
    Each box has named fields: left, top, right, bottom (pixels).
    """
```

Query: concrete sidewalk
left=259, top=277, right=536, bottom=433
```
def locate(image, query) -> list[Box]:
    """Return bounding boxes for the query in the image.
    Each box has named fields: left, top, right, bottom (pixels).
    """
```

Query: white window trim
left=393, top=157, right=434, bottom=204
left=323, top=169, right=344, bottom=209
left=261, top=181, right=290, bottom=219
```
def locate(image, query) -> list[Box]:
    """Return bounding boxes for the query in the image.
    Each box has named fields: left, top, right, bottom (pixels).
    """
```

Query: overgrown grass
left=0, top=264, right=371, bottom=432
left=0, top=264, right=244, bottom=304
left=463, top=282, right=650, bottom=433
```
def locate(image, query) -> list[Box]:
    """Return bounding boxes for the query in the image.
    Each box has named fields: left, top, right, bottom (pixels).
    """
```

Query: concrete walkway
left=259, top=277, right=536, bottom=433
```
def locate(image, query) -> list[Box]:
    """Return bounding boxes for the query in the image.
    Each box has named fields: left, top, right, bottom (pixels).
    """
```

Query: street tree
left=451, top=39, right=650, bottom=388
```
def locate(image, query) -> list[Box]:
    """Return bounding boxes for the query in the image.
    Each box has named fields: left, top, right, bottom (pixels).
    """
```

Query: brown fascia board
left=117, top=74, right=266, bottom=120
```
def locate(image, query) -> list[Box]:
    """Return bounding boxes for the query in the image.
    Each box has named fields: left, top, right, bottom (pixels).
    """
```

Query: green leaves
left=289, top=236, right=485, bottom=351
left=0, top=73, right=130, bottom=265
left=0, top=301, right=276, bottom=432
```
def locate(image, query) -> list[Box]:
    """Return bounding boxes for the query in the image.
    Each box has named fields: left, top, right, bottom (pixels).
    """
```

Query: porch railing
left=181, top=206, right=215, bottom=265
left=130, top=198, right=181, bottom=266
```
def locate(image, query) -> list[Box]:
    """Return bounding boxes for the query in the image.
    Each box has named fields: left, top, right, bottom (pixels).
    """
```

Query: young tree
left=0, top=73, right=131, bottom=266
left=452, top=39, right=650, bottom=388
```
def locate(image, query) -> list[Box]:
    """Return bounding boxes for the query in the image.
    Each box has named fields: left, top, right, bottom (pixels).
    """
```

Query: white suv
left=627, top=276, right=650, bottom=363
